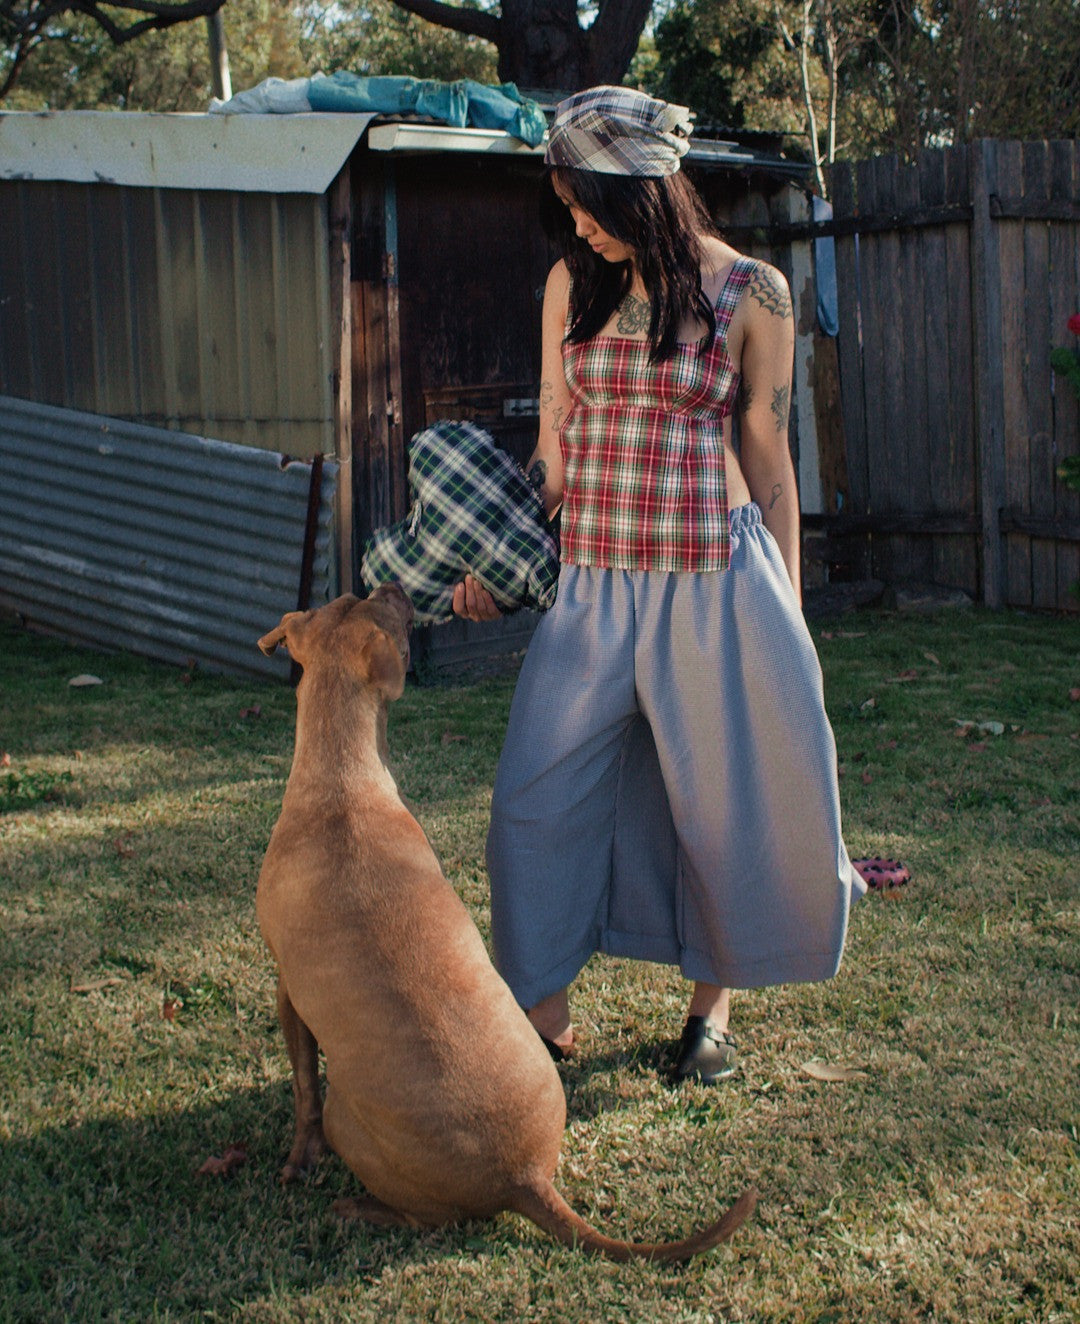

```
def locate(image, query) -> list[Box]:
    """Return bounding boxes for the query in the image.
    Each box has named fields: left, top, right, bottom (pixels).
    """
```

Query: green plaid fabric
left=360, top=420, right=560, bottom=625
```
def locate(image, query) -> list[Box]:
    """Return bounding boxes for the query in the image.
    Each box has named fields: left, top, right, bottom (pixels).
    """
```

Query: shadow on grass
left=1, top=1083, right=527, bottom=1322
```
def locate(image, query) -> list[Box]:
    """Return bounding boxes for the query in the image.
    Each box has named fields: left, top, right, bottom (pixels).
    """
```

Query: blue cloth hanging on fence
left=813, top=194, right=839, bottom=337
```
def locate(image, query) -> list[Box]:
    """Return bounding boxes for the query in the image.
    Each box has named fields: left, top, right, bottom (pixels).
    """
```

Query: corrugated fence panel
left=0, top=395, right=337, bottom=679
left=0, top=180, right=333, bottom=460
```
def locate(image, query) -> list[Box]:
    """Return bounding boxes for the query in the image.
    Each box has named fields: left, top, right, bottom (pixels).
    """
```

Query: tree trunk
left=391, top=0, right=652, bottom=91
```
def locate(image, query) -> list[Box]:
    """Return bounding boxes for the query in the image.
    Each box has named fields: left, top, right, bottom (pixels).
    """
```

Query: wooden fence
left=824, top=139, right=1080, bottom=610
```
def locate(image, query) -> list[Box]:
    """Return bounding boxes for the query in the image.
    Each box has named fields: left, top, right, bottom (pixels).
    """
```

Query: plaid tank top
left=559, top=255, right=756, bottom=572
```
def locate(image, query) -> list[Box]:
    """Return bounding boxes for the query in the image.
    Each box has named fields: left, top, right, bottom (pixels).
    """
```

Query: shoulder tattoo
left=748, top=265, right=793, bottom=320
left=616, top=294, right=650, bottom=335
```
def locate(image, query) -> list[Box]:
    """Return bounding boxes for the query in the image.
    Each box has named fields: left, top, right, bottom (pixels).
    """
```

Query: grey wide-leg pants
left=486, top=503, right=862, bottom=1010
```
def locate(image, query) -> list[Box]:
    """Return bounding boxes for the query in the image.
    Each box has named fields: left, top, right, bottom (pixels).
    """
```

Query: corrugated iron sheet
left=0, top=395, right=337, bottom=680
left=0, top=178, right=334, bottom=459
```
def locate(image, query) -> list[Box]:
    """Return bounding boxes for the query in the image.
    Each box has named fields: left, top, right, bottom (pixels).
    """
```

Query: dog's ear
left=360, top=629, right=407, bottom=701
left=257, top=610, right=312, bottom=659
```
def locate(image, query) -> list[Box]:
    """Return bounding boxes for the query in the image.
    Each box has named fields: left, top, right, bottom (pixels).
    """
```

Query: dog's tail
left=511, top=1181, right=757, bottom=1263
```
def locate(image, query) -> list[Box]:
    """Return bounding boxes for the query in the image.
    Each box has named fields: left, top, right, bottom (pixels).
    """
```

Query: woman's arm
left=735, top=262, right=801, bottom=604
left=453, top=262, right=571, bottom=621
left=529, top=260, right=571, bottom=518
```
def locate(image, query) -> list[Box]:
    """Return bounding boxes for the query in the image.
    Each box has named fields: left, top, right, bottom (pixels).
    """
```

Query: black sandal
left=671, top=1016, right=737, bottom=1083
left=539, top=1033, right=574, bottom=1063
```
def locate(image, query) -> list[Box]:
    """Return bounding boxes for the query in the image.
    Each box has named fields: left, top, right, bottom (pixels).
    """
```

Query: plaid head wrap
left=545, top=85, right=693, bottom=178
left=360, top=420, right=560, bottom=626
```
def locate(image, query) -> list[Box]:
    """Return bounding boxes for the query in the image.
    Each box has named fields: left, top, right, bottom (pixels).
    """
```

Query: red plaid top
left=559, top=256, right=755, bottom=572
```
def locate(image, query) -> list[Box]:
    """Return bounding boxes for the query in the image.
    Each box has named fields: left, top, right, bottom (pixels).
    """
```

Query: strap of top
left=711, top=255, right=757, bottom=339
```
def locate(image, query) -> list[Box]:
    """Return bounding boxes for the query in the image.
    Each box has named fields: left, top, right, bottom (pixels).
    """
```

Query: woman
left=454, top=86, right=862, bottom=1083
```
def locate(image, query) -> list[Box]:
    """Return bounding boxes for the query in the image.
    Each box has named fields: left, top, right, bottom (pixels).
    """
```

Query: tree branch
left=389, top=0, right=501, bottom=46
left=69, top=0, right=225, bottom=45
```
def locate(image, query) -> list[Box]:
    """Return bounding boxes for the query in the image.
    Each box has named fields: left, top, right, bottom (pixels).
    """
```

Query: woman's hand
left=452, top=574, right=501, bottom=622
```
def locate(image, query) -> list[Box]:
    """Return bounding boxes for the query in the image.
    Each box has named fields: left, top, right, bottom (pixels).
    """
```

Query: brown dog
left=256, top=587, right=757, bottom=1261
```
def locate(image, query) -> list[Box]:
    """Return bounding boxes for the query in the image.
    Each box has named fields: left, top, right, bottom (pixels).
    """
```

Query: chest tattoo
left=615, top=294, right=650, bottom=336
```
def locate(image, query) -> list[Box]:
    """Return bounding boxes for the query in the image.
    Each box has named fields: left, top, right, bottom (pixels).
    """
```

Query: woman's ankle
left=687, top=982, right=731, bottom=1032
left=527, top=990, right=572, bottom=1047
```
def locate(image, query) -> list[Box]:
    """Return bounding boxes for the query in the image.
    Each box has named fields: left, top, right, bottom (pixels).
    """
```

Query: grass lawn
left=1, top=605, right=1077, bottom=1322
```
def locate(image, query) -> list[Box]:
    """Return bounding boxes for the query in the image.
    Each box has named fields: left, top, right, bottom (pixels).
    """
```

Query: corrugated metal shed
left=0, top=394, right=337, bottom=679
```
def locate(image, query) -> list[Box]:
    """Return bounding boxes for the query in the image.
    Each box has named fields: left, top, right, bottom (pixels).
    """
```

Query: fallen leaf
left=802, top=1060, right=868, bottom=1083
left=1070, top=687, right=1080, bottom=702
left=861, top=770, right=874, bottom=785
left=885, top=669, right=918, bottom=683
left=1, top=752, right=10, bottom=767
left=968, top=741, right=988, bottom=753
left=68, top=674, right=104, bottom=688
left=441, top=731, right=466, bottom=745
left=162, top=997, right=180, bottom=1021
left=820, top=631, right=834, bottom=639
left=239, top=705, right=262, bottom=719
left=196, top=1143, right=248, bottom=1177
left=859, top=697, right=876, bottom=711
left=923, top=651, right=941, bottom=666
left=70, top=976, right=124, bottom=994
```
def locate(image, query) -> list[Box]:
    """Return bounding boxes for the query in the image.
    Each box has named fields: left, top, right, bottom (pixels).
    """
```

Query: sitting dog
left=256, top=587, right=757, bottom=1261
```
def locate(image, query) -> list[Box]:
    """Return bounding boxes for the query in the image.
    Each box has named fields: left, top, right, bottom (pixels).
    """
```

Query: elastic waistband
left=729, top=502, right=762, bottom=533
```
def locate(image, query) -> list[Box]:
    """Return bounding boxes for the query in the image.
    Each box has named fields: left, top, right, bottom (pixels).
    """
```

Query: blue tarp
left=211, top=72, right=546, bottom=148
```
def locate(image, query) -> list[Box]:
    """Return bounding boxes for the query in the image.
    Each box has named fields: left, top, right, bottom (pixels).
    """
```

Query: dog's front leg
left=276, top=974, right=328, bottom=1181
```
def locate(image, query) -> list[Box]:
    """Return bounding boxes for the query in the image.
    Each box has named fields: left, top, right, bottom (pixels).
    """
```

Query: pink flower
left=1069, top=313, right=1080, bottom=335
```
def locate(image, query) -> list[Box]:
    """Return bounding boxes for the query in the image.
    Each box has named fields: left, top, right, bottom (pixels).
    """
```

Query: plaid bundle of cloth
left=545, top=85, right=693, bottom=178
left=360, top=420, right=560, bottom=625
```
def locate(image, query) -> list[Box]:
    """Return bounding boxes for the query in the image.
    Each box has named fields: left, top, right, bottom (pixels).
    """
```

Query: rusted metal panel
left=0, top=395, right=337, bottom=679
left=0, top=179, right=334, bottom=460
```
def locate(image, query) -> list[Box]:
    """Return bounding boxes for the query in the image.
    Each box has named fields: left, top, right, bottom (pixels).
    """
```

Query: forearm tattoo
left=616, top=294, right=650, bottom=335
left=769, top=483, right=783, bottom=509
left=541, top=379, right=564, bottom=434
left=771, top=384, right=791, bottom=433
left=748, top=265, right=793, bottom=320
left=527, top=458, right=548, bottom=500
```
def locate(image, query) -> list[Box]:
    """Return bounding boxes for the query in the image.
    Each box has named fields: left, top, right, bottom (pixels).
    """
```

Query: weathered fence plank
left=1049, top=141, right=1080, bottom=601
left=831, top=163, right=868, bottom=525
left=1022, top=142, right=1058, bottom=608
left=997, top=142, right=1032, bottom=606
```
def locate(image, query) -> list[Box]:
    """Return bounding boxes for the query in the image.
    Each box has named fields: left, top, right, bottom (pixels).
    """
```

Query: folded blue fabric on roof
left=360, top=420, right=560, bottom=625
left=307, top=73, right=547, bottom=146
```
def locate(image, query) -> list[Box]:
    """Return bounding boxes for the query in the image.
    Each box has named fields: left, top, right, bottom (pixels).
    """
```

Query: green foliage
left=5, top=0, right=306, bottom=111
left=298, top=0, right=498, bottom=84
left=648, top=0, right=1080, bottom=165
left=2, top=0, right=499, bottom=111
left=651, top=0, right=806, bottom=133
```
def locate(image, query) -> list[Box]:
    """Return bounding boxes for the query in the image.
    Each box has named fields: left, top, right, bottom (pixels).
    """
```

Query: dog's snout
left=370, top=583, right=414, bottom=630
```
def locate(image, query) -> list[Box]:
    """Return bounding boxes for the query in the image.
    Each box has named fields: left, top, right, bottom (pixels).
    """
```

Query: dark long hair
left=539, top=166, right=720, bottom=363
